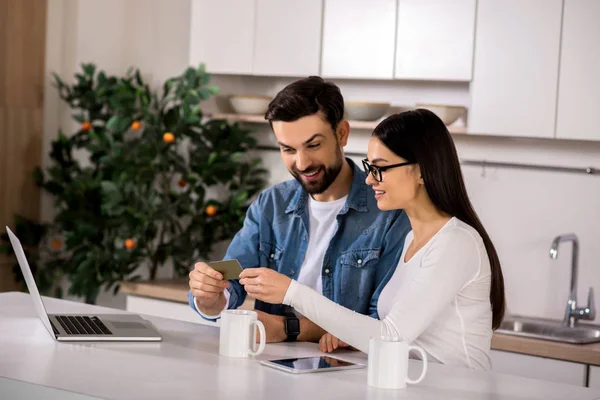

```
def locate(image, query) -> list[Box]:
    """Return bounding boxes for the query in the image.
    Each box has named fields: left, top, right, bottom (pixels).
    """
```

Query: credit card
left=208, top=259, right=243, bottom=281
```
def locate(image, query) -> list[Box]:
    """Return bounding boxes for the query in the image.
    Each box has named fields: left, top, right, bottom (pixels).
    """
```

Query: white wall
left=43, top=1, right=600, bottom=322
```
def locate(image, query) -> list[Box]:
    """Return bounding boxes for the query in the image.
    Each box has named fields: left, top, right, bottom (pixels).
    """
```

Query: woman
left=239, top=109, right=505, bottom=370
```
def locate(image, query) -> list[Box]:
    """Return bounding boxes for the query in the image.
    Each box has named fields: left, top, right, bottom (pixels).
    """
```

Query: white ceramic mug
left=367, top=336, right=428, bottom=389
left=219, top=310, right=266, bottom=358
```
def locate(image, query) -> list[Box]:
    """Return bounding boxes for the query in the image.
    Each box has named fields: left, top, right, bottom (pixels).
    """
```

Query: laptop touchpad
left=110, top=321, right=148, bottom=330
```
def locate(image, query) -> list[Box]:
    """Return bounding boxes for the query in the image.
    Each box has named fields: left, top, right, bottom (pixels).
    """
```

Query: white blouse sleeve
left=283, top=228, right=482, bottom=353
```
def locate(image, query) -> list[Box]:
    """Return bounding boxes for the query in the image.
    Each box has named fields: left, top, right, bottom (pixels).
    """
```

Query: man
left=188, top=76, right=410, bottom=343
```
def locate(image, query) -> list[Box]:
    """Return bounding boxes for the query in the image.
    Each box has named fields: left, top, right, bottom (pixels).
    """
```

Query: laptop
left=6, top=227, right=162, bottom=342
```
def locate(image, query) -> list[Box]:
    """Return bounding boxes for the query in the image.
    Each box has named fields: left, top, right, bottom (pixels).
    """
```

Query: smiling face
left=272, top=113, right=347, bottom=195
left=365, top=136, right=422, bottom=210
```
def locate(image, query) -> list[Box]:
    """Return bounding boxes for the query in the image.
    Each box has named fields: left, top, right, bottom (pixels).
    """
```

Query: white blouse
left=283, top=217, right=494, bottom=370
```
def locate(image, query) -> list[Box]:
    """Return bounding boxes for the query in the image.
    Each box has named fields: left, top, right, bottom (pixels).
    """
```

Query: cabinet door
left=189, top=0, right=255, bottom=74
left=490, top=350, right=586, bottom=387
left=556, top=0, right=600, bottom=141
left=321, top=0, right=396, bottom=79
left=590, top=366, right=600, bottom=388
left=468, top=0, right=562, bottom=138
left=395, top=0, right=476, bottom=81
left=253, top=0, right=322, bottom=77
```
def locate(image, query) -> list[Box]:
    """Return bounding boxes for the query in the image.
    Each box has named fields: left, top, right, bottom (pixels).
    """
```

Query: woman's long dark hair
left=373, top=109, right=505, bottom=329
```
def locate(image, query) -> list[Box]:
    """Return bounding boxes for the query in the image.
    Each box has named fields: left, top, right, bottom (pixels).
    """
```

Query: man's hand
left=189, top=262, right=230, bottom=315
left=254, top=310, right=287, bottom=343
left=319, top=333, right=351, bottom=353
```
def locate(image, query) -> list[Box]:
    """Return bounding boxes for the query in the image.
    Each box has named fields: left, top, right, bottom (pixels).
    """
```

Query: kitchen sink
left=496, top=315, right=600, bottom=344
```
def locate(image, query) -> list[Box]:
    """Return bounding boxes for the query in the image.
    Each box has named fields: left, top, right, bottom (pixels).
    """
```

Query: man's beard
left=291, top=148, right=344, bottom=195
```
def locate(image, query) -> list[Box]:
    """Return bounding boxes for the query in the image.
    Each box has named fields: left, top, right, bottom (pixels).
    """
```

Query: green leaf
left=230, top=152, right=243, bottom=161
left=106, top=116, right=120, bottom=131
left=101, top=181, right=122, bottom=204
left=185, top=91, right=200, bottom=104
left=197, top=89, right=211, bottom=101
left=207, top=152, right=217, bottom=165
left=234, top=191, right=248, bottom=204
left=82, top=63, right=96, bottom=76
left=184, top=67, right=196, bottom=84
left=135, top=70, right=143, bottom=85
left=207, top=85, right=219, bottom=95
left=186, top=116, right=201, bottom=125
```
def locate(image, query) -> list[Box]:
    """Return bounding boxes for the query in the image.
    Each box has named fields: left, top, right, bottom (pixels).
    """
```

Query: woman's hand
left=319, top=333, right=351, bottom=353
left=239, top=268, right=292, bottom=304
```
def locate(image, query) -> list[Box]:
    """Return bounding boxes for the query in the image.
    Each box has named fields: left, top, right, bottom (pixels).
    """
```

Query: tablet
left=260, top=356, right=365, bottom=374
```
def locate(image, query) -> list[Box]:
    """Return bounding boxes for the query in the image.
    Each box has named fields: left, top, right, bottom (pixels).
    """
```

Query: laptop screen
left=6, top=227, right=55, bottom=338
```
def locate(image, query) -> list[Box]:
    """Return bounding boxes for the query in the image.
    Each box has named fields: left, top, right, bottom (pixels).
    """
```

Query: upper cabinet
left=321, top=0, right=397, bottom=79
left=189, top=0, right=322, bottom=77
left=253, top=0, right=323, bottom=77
left=395, top=0, right=476, bottom=81
left=468, top=0, right=563, bottom=138
left=189, top=0, right=256, bottom=75
left=555, top=0, right=600, bottom=141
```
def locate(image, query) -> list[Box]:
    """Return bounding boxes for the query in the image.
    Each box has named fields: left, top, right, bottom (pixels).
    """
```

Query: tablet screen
left=268, top=356, right=358, bottom=370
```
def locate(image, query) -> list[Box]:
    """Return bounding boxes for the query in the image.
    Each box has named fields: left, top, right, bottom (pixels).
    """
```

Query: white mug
left=219, top=310, right=266, bottom=358
left=367, top=336, right=428, bottom=390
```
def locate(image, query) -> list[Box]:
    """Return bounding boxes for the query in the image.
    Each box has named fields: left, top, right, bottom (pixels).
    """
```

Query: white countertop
left=1, top=291, right=599, bottom=400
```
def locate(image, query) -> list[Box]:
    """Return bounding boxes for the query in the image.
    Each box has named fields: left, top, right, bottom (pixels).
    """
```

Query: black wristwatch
left=283, top=312, right=300, bottom=342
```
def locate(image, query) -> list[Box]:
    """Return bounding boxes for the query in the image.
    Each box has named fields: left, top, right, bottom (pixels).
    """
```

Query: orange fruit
left=51, top=239, right=62, bottom=250
left=177, top=178, right=187, bottom=188
left=205, top=205, right=218, bottom=217
left=131, top=121, right=142, bottom=130
left=81, top=121, right=92, bottom=131
left=163, top=132, right=175, bottom=143
left=124, top=238, right=136, bottom=250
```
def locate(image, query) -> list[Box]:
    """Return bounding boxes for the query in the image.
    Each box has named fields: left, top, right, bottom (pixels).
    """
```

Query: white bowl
left=229, top=95, right=272, bottom=115
left=415, top=104, right=466, bottom=126
left=345, top=101, right=390, bottom=121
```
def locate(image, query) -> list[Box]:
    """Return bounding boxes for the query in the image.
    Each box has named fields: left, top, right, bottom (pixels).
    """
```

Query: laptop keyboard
left=55, top=315, right=113, bottom=335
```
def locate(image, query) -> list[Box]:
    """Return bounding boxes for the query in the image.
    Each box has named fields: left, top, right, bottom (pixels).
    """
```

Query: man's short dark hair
left=264, top=76, right=344, bottom=131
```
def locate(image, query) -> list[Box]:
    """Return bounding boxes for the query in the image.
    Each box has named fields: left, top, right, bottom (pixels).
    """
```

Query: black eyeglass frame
left=362, top=158, right=415, bottom=182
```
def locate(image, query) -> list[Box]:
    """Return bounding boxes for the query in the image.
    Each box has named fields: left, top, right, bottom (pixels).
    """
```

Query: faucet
left=550, top=233, right=596, bottom=327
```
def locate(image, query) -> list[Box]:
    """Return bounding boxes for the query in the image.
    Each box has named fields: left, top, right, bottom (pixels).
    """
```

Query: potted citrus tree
left=0, top=63, right=268, bottom=304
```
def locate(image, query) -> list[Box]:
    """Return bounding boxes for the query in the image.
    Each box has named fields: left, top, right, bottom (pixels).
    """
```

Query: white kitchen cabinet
left=253, top=0, right=322, bottom=77
left=490, top=350, right=586, bottom=387
left=468, top=0, right=562, bottom=138
left=321, top=0, right=397, bottom=79
left=556, top=0, right=600, bottom=141
left=395, top=0, right=476, bottom=81
left=590, top=366, right=600, bottom=388
left=189, top=0, right=255, bottom=74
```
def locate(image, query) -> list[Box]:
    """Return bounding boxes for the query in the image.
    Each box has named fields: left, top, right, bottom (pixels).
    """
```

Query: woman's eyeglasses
left=362, top=159, right=415, bottom=182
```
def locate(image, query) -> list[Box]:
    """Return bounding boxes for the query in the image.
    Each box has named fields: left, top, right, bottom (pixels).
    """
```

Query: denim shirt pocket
left=339, top=248, right=381, bottom=300
left=259, top=241, right=284, bottom=270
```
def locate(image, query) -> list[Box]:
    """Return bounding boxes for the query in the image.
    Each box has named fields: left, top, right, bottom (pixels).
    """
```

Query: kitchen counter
left=120, top=280, right=600, bottom=366
left=3, top=291, right=600, bottom=400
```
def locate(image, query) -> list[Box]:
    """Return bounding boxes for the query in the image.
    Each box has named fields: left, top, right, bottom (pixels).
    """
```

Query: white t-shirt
left=196, top=195, right=347, bottom=318
left=296, top=195, right=347, bottom=294
left=283, top=217, right=494, bottom=370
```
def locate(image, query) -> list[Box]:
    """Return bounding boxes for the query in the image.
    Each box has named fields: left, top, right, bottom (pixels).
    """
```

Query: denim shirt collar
left=285, top=158, right=369, bottom=215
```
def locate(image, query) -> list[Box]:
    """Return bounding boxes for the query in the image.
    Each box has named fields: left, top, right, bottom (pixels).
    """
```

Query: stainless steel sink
left=496, top=315, right=600, bottom=344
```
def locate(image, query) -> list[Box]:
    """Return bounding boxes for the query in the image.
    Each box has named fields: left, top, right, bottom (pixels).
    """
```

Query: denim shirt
left=188, top=159, right=411, bottom=320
